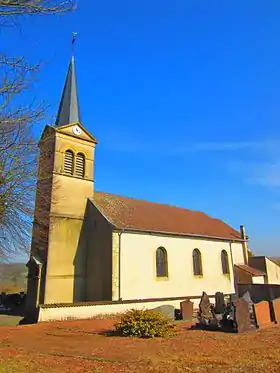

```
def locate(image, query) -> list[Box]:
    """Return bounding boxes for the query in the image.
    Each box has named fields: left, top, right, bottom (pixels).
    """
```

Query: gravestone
left=180, top=299, right=194, bottom=321
left=234, top=298, right=252, bottom=333
left=271, top=298, right=280, bottom=324
left=241, top=291, right=253, bottom=309
left=253, top=301, right=273, bottom=328
left=150, top=304, right=175, bottom=320
left=174, top=309, right=182, bottom=320
left=0, top=292, right=7, bottom=307
left=230, top=294, right=238, bottom=304
left=198, top=292, right=213, bottom=324
left=241, top=291, right=256, bottom=328
left=214, top=292, right=225, bottom=314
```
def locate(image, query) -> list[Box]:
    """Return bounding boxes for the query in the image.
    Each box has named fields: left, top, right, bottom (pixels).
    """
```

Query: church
left=26, top=56, right=252, bottom=315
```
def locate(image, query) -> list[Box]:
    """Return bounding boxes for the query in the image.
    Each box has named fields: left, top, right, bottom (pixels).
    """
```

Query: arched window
left=193, top=249, right=203, bottom=276
left=64, top=150, right=74, bottom=175
left=221, top=250, right=230, bottom=274
left=75, top=152, right=85, bottom=178
left=156, top=247, right=168, bottom=277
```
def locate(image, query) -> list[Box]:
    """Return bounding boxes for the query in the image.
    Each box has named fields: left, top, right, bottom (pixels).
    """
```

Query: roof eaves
left=266, top=257, right=280, bottom=267
left=235, top=264, right=266, bottom=276
left=55, top=122, right=98, bottom=144
left=88, top=198, right=117, bottom=228
left=113, top=227, right=244, bottom=242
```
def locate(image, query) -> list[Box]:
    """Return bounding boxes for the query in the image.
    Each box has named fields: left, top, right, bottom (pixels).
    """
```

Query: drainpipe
left=117, top=230, right=124, bottom=301
left=240, top=225, right=249, bottom=265
left=229, top=241, right=238, bottom=296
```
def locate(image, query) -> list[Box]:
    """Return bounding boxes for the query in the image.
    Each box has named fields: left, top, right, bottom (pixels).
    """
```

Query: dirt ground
left=0, top=318, right=280, bottom=373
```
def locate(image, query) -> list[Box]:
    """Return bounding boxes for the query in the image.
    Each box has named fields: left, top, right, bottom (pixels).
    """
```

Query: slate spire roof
left=55, top=56, right=81, bottom=127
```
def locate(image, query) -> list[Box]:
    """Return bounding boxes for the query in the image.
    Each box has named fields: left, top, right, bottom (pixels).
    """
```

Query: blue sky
left=2, top=0, right=280, bottom=257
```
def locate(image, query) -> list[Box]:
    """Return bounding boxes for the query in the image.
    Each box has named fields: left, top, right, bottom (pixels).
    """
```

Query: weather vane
left=71, top=32, right=78, bottom=55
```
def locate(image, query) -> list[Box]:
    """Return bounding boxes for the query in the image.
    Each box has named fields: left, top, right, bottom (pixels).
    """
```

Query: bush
left=114, top=308, right=177, bottom=338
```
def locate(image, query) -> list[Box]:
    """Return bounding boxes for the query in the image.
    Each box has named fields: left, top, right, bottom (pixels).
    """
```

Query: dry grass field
left=0, top=318, right=280, bottom=373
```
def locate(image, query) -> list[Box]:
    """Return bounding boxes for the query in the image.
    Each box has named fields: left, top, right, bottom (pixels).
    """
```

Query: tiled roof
left=235, top=264, right=266, bottom=276
left=93, top=192, right=242, bottom=240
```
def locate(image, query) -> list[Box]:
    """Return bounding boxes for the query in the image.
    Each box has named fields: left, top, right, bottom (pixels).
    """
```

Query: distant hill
left=0, top=263, right=27, bottom=293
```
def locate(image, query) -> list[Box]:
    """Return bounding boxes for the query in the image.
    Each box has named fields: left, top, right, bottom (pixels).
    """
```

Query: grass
left=0, top=318, right=279, bottom=372
left=0, top=315, right=22, bottom=327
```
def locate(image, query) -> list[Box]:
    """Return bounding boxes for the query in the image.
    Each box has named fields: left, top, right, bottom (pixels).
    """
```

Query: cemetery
left=1, top=287, right=280, bottom=372
left=192, top=290, right=279, bottom=332
left=0, top=304, right=279, bottom=373
left=1, top=286, right=280, bottom=332
left=159, top=289, right=280, bottom=333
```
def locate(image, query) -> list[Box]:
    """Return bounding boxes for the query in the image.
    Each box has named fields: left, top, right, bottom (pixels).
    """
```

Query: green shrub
left=114, top=308, right=177, bottom=338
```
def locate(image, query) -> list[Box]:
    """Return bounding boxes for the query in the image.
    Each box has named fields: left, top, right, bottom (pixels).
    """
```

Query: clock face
left=72, top=125, right=82, bottom=135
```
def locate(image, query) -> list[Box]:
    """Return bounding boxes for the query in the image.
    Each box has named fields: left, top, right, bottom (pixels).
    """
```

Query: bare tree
left=0, top=109, right=43, bottom=259
left=0, top=1, right=75, bottom=260
left=0, top=0, right=74, bottom=17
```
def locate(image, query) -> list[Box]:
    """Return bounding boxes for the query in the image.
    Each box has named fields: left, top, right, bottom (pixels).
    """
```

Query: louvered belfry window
left=76, top=152, right=85, bottom=178
left=64, top=150, right=74, bottom=175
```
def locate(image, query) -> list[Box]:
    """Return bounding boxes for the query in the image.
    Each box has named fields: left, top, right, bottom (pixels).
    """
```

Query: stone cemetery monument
left=271, top=298, right=280, bottom=324
left=213, top=292, right=225, bottom=326
left=151, top=304, right=175, bottom=320
left=197, top=292, right=217, bottom=328
left=233, top=298, right=252, bottom=333
left=229, top=294, right=238, bottom=304
left=241, top=291, right=257, bottom=328
left=193, top=291, right=259, bottom=333
left=253, top=301, right=274, bottom=328
left=214, top=292, right=225, bottom=315
left=180, top=299, right=194, bottom=321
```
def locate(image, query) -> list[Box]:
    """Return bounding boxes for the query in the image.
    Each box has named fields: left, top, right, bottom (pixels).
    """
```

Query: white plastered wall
left=119, top=232, right=245, bottom=300
left=265, top=258, right=280, bottom=285
left=38, top=297, right=215, bottom=322
left=252, top=276, right=265, bottom=284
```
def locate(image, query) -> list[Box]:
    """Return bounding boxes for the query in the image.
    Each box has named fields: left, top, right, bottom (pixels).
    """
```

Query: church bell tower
left=28, top=56, right=97, bottom=306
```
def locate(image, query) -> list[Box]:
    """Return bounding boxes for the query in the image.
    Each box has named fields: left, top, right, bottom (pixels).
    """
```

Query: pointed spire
left=55, top=56, right=81, bottom=127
